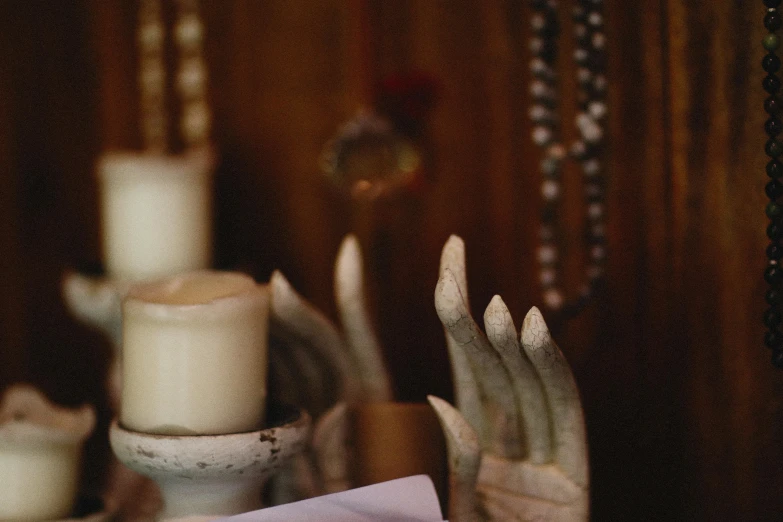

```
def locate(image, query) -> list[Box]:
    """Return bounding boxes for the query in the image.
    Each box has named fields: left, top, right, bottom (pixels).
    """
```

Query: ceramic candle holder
left=98, top=146, right=215, bottom=282
left=0, top=385, right=96, bottom=521
left=62, top=272, right=128, bottom=346
left=62, top=272, right=130, bottom=408
left=61, top=271, right=166, bottom=520
left=110, top=404, right=310, bottom=521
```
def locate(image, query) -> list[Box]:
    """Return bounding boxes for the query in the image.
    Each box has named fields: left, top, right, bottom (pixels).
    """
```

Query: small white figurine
left=0, top=385, right=96, bottom=521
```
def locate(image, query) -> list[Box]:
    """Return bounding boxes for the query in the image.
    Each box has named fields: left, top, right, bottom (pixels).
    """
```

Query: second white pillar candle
left=98, top=148, right=214, bottom=282
left=121, top=271, right=269, bottom=435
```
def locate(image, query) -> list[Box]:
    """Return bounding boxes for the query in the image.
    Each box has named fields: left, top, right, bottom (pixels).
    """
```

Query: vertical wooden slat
left=666, top=1, right=783, bottom=519
left=568, top=0, right=685, bottom=518
left=477, top=1, right=523, bottom=317
left=90, top=0, right=140, bottom=151
left=0, top=2, right=26, bottom=390
left=2, top=0, right=111, bottom=497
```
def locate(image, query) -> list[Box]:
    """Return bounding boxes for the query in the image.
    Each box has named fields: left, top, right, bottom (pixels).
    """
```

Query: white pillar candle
left=121, top=270, right=269, bottom=435
left=98, top=147, right=215, bottom=281
left=0, top=385, right=95, bottom=521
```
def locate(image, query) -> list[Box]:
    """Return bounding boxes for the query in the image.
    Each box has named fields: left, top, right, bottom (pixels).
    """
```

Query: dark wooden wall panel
left=667, top=1, right=783, bottom=519
left=0, top=3, right=25, bottom=390
left=575, top=0, right=687, bottom=518
left=1, top=1, right=781, bottom=519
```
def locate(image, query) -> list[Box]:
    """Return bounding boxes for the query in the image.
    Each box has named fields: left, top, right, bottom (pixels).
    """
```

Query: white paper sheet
left=215, top=475, right=445, bottom=522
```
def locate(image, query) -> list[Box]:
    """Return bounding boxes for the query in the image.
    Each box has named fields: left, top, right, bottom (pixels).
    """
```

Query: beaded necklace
left=137, top=0, right=211, bottom=152
left=762, top=0, right=783, bottom=368
left=529, top=0, right=608, bottom=321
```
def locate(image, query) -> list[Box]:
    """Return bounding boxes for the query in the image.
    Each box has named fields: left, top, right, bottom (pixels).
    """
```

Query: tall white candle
left=0, top=385, right=95, bottom=521
left=121, top=270, right=269, bottom=435
left=98, top=147, right=214, bottom=281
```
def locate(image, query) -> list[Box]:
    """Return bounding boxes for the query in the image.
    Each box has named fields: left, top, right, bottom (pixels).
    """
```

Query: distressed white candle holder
left=63, top=147, right=220, bottom=519
left=110, top=405, right=310, bottom=521
left=0, top=385, right=97, bottom=521
left=63, top=270, right=275, bottom=516
left=61, top=271, right=166, bottom=521
left=62, top=272, right=128, bottom=406
left=62, top=272, right=127, bottom=345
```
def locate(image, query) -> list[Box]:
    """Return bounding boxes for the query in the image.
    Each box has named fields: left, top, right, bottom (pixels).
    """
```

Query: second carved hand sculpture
left=429, top=236, right=589, bottom=522
left=268, top=234, right=393, bottom=500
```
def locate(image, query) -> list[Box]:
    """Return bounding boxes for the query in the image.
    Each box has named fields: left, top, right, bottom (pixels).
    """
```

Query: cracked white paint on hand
left=430, top=236, right=589, bottom=522
left=439, top=236, right=483, bottom=441
left=435, top=269, right=524, bottom=458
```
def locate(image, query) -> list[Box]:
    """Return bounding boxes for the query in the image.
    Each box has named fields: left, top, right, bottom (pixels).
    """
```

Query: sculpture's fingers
left=438, top=236, right=482, bottom=444
left=483, top=295, right=551, bottom=464
left=311, top=402, right=351, bottom=494
left=439, top=235, right=470, bottom=305
left=435, top=269, right=523, bottom=458
left=477, top=454, right=584, bottom=506
left=427, top=396, right=483, bottom=522
left=269, top=270, right=360, bottom=403
left=334, top=235, right=393, bottom=401
left=520, top=307, right=589, bottom=487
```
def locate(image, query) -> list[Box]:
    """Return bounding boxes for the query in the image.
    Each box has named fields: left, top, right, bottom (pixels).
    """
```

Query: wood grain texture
left=0, top=0, right=112, bottom=497
left=0, top=2, right=25, bottom=390
left=572, top=0, right=688, bottom=518
left=0, top=0, right=781, bottom=519
left=666, top=1, right=783, bottom=519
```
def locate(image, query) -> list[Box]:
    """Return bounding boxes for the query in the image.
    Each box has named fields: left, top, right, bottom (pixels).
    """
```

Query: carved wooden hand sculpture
left=269, top=234, right=392, bottom=414
left=268, top=234, right=392, bottom=499
left=429, top=236, right=589, bottom=522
